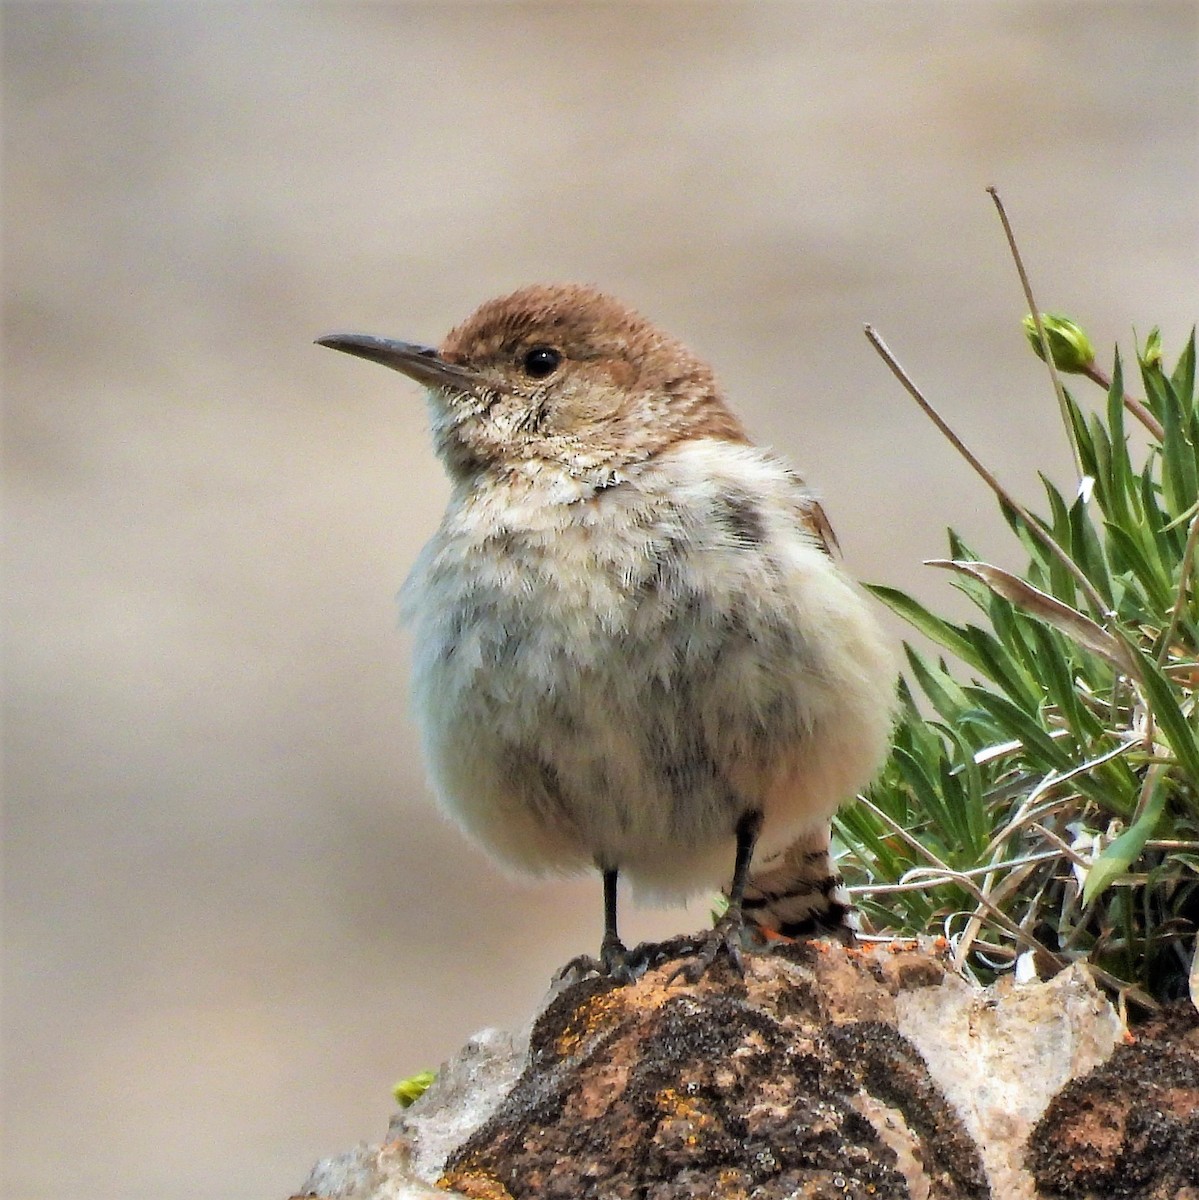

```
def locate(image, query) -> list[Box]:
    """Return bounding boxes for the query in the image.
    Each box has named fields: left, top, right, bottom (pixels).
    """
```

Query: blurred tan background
left=4, top=3, right=1196, bottom=1198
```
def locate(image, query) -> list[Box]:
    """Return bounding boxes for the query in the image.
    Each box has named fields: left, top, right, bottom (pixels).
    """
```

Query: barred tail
left=736, top=825, right=858, bottom=942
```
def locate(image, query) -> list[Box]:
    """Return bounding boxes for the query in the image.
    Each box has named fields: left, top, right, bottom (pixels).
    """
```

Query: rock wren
left=318, top=285, right=895, bottom=981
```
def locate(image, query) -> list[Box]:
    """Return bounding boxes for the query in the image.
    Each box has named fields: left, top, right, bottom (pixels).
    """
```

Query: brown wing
left=799, top=496, right=840, bottom=557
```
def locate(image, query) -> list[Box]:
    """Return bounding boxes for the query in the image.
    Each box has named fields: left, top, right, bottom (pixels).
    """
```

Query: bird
left=317, top=284, right=896, bottom=982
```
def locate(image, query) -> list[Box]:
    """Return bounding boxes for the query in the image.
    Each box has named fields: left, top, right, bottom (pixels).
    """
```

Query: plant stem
left=863, top=324, right=1112, bottom=622
left=986, top=187, right=1082, bottom=475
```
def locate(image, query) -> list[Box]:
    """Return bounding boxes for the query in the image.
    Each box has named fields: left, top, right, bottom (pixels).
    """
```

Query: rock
left=442, top=939, right=988, bottom=1199
left=289, top=1140, right=443, bottom=1200
left=1025, top=1002, right=1199, bottom=1199
left=895, top=962, right=1125, bottom=1199
left=289, top=939, right=1169, bottom=1199
left=292, top=1027, right=527, bottom=1200
left=389, top=1027, right=529, bottom=1184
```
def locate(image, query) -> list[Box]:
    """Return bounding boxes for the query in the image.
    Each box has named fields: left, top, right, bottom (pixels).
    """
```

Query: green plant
left=839, top=318, right=1198, bottom=1011
left=393, top=1068, right=437, bottom=1108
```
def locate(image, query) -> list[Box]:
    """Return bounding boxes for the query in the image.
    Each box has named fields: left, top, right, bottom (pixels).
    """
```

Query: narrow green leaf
left=1158, top=375, right=1198, bottom=517
left=1141, top=345, right=1173, bottom=424
left=959, top=624, right=1039, bottom=710
left=1104, top=522, right=1175, bottom=614
left=892, top=745, right=957, bottom=842
left=1102, top=351, right=1137, bottom=529
left=963, top=624, right=1043, bottom=710
left=964, top=688, right=1073, bottom=772
left=1083, top=771, right=1169, bottom=904
left=1142, top=361, right=1196, bottom=520
left=1169, top=328, right=1196, bottom=402
left=865, top=584, right=977, bottom=664
left=1132, top=645, right=1199, bottom=786
left=838, top=796, right=914, bottom=877
left=1000, top=502, right=1049, bottom=572
left=1040, top=474, right=1080, bottom=602
left=1069, top=493, right=1114, bottom=606
left=1027, top=622, right=1101, bottom=743
left=1139, top=464, right=1184, bottom=565
left=989, top=591, right=1043, bottom=684
left=1065, top=386, right=1099, bottom=479
left=946, top=529, right=982, bottom=562
left=1041, top=472, right=1072, bottom=537
left=1087, top=411, right=1125, bottom=527
left=944, top=529, right=992, bottom=613
left=939, top=723, right=989, bottom=855
left=904, top=644, right=970, bottom=723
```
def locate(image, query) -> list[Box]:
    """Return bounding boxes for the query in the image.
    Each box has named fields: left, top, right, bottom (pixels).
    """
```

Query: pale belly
left=405, top=547, right=888, bottom=897
left=399, top=445, right=895, bottom=901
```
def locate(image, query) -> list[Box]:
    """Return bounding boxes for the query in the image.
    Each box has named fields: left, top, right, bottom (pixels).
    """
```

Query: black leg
left=597, top=867, right=631, bottom=976
left=667, top=809, right=764, bottom=985
left=725, top=809, right=764, bottom=922
left=555, top=865, right=645, bottom=985
left=603, top=868, right=620, bottom=943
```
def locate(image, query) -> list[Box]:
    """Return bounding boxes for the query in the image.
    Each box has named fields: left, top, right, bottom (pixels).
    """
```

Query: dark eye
left=521, top=345, right=562, bottom=379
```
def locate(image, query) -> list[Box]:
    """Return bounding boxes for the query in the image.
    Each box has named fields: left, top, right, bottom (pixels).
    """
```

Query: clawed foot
left=557, top=918, right=758, bottom=987
left=664, top=911, right=750, bottom=985
left=555, top=933, right=658, bottom=986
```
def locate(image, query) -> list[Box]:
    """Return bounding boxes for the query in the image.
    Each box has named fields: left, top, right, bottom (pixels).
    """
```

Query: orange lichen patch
left=770, top=935, right=949, bottom=1024
left=1058, top=1095, right=1127, bottom=1160
left=653, top=1086, right=721, bottom=1149
left=654, top=1086, right=714, bottom=1125
left=714, top=1166, right=753, bottom=1200
left=884, top=938, right=925, bottom=954
left=550, top=984, right=627, bottom=1059
left=437, top=1167, right=515, bottom=1199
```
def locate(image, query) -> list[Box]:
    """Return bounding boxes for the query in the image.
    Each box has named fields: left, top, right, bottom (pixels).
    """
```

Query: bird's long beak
left=315, top=333, right=483, bottom=394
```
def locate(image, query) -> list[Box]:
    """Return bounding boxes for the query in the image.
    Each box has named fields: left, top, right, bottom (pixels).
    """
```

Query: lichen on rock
left=1025, top=1003, right=1199, bottom=1199
left=441, top=939, right=989, bottom=1199
left=291, top=938, right=1152, bottom=1200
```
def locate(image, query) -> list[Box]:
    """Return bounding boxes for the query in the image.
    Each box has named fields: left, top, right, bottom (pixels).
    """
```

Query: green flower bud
left=1022, top=313, right=1096, bottom=374
left=393, top=1069, right=437, bottom=1108
left=1140, top=326, right=1162, bottom=371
